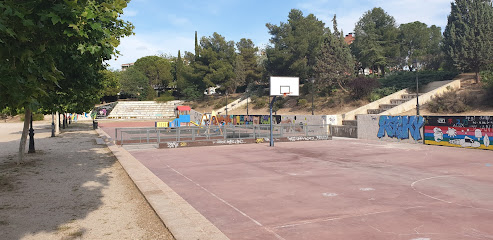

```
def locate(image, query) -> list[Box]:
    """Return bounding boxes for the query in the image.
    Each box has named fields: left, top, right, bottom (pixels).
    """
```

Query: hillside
left=190, top=73, right=493, bottom=117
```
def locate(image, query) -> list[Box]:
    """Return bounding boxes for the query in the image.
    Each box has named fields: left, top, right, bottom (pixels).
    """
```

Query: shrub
left=427, top=90, right=470, bottom=113
left=253, top=97, right=267, bottom=109
left=380, top=70, right=459, bottom=90
left=369, top=87, right=399, bottom=101
left=347, top=76, right=380, bottom=100
left=297, top=99, right=308, bottom=107
left=20, top=113, right=45, bottom=121
left=155, top=91, right=175, bottom=102
left=480, top=70, right=493, bottom=106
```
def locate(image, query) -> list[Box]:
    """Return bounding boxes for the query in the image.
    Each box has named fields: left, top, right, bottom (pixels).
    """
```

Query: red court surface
left=102, top=124, right=493, bottom=240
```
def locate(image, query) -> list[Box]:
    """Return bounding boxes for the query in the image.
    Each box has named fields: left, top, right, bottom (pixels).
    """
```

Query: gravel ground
left=0, top=120, right=174, bottom=240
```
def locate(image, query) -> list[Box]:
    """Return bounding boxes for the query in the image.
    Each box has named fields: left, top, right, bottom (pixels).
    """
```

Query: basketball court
left=112, top=137, right=493, bottom=240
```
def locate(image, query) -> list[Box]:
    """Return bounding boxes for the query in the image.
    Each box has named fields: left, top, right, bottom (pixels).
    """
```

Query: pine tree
left=443, top=0, right=493, bottom=83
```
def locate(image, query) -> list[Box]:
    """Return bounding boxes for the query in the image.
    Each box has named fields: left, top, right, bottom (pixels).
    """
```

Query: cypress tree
left=314, top=15, right=354, bottom=93
left=194, top=31, right=199, bottom=58
left=443, top=0, right=493, bottom=83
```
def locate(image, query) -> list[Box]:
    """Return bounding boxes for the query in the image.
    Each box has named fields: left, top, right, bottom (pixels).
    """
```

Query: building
left=121, top=63, right=134, bottom=71
left=344, top=33, right=355, bottom=45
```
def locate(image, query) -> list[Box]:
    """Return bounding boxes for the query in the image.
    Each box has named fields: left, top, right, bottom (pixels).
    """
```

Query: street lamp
left=310, top=78, right=315, bottom=115
left=225, top=91, right=228, bottom=116
left=28, top=112, right=35, bottom=153
left=413, top=59, right=420, bottom=115
left=246, top=89, right=249, bottom=116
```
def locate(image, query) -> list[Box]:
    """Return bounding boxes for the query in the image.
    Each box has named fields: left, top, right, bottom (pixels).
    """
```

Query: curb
left=95, top=128, right=229, bottom=240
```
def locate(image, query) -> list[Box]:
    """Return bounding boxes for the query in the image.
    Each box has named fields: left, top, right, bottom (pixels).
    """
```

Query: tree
left=236, top=38, right=262, bottom=86
left=265, top=9, right=326, bottom=80
left=351, top=7, right=399, bottom=76
left=398, top=22, right=443, bottom=70
left=119, top=67, right=148, bottom=99
left=314, top=15, right=354, bottom=93
left=100, top=69, right=121, bottom=98
left=443, top=0, right=493, bottom=83
left=133, top=55, right=173, bottom=88
left=194, top=32, right=236, bottom=93
left=0, top=0, right=133, bottom=163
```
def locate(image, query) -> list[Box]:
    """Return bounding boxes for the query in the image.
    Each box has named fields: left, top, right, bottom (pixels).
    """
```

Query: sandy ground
left=0, top=120, right=174, bottom=240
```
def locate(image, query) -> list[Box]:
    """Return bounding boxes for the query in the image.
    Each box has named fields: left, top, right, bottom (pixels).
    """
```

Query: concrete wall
left=424, top=116, right=493, bottom=150
left=357, top=114, right=425, bottom=143
left=330, top=125, right=357, bottom=138
left=381, top=80, right=461, bottom=115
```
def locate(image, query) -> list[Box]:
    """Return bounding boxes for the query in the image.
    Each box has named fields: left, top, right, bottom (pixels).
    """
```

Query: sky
left=106, top=0, right=453, bottom=70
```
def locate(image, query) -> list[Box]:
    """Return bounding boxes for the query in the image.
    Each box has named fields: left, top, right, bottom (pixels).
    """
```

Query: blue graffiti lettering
left=377, top=116, right=424, bottom=140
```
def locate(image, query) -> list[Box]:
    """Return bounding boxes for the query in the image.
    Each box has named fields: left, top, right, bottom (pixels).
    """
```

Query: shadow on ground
left=0, top=123, right=122, bottom=239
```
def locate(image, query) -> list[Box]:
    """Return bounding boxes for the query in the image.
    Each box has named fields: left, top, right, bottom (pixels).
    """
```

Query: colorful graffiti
left=377, top=115, right=425, bottom=141
left=424, top=116, right=493, bottom=150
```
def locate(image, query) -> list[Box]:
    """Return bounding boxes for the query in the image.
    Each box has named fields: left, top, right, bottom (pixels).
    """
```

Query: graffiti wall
left=424, top=116, right=493, bottom=150
left=213, top=114, right=329, bottom=126
left=357, top=114, right=425, bottom=143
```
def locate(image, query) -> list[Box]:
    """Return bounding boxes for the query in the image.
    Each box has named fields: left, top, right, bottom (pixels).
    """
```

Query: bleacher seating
left=107, top=101, right=182, bottom=119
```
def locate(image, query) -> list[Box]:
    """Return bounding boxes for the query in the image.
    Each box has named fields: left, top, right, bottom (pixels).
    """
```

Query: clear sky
left=106, top=0, right=453, bottom=70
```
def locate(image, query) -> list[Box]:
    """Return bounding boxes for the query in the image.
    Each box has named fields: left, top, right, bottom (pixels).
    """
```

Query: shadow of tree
left=0, top=122, right=171, bottom=239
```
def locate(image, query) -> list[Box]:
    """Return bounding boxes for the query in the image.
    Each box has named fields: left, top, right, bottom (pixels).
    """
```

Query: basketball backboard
left=270, top=76, right=299, bottom=96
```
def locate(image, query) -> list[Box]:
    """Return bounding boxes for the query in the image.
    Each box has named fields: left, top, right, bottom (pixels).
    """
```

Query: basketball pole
left=269, top=96, right=277, bottom=147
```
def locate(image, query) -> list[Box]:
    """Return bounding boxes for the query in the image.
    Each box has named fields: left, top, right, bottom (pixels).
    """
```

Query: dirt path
left=0, top=121, right=174, bottom=240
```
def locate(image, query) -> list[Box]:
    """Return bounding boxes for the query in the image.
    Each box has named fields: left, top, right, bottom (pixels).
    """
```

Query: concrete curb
left=95, top=128, right=229, bottom=240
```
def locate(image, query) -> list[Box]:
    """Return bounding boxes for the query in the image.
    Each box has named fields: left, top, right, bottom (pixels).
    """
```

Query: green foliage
left=182, top=86, right=202, bottom=101
left=134, top=56, right=173, bottom=87
left=443, top=0, right=493, bottom=82
left=348, top=77, right=380, bottom=99
left=20, top=113, right=44, bottom=121
left=100, top=69, right=120, bottom=97
left=265, top=9, right=326, bottom=80
left=0, top=0, right=134, bottom=114
left=155, top=91, right=175, bottom=102
left=398, top=22, right=443, bottom=70
left=427, top=90, right=473, bottom=113
left=194, top=32, right=236, bottom=93
left=481, top=70, right=493, bottom=106
left=370, top=87, right=399, bottom=101
left=351, top=7, right=399, bottom=76
left=314, top=16, right=354, bottom=92
left=379, top=71, right=459, bottom=90
left=119, top=67, right=148, bottom=98
left=142, top=85, right=157, bottom=101
left=237, top=38, right=262, bottom=86
left=252, top=96, right=267, bottom=109
left=297, top=98, right=308, bottom=107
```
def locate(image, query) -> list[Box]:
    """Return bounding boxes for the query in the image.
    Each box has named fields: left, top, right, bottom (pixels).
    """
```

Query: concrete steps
left=107, top=100, right=183, bottom=119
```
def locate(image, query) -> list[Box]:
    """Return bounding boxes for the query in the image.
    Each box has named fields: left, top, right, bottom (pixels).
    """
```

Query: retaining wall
left=357, top=114, right=425, bottom=143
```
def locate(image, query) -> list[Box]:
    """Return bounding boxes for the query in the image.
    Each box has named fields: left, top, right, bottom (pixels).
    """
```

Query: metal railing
left=115, top=124, right=330, bottom=145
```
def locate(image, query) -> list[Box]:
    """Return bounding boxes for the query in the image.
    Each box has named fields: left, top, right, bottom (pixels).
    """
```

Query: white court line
left=272, top=206, right=424, bottom=229
left=411, top=174, right=493, bottom=212
left=167, top=165, right=286, bottom=240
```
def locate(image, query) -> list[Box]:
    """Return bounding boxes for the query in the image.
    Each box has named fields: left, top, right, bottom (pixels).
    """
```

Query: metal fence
left=115, top=124, right=330, bottom=145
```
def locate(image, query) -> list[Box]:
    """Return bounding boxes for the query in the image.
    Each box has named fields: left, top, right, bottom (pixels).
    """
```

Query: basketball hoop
left=282, top=92, right=291, bottom=97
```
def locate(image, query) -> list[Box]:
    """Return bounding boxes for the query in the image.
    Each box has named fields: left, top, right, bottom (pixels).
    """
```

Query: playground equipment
left=155, top=106, right=195, bottom=128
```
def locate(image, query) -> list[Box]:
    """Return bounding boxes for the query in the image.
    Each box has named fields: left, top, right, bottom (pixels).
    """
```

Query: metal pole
left=28, top=112, right=35, bottom=153
left=225, top=92, right=228, bottom=116
left=246, top=97, right=249, bottom=116
left=416, top=69, right=420, bottom=116
left=269, top=96, right=277, bottom=147
left=311, top=85, right=314, bottom=115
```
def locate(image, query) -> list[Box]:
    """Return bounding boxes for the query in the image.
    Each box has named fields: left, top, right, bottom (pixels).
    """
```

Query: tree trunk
left=337, top=80, right=349, bottom=93
left=475, top=71, right=481, bottom=84
left=18, top=109, right=31, bottom=164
